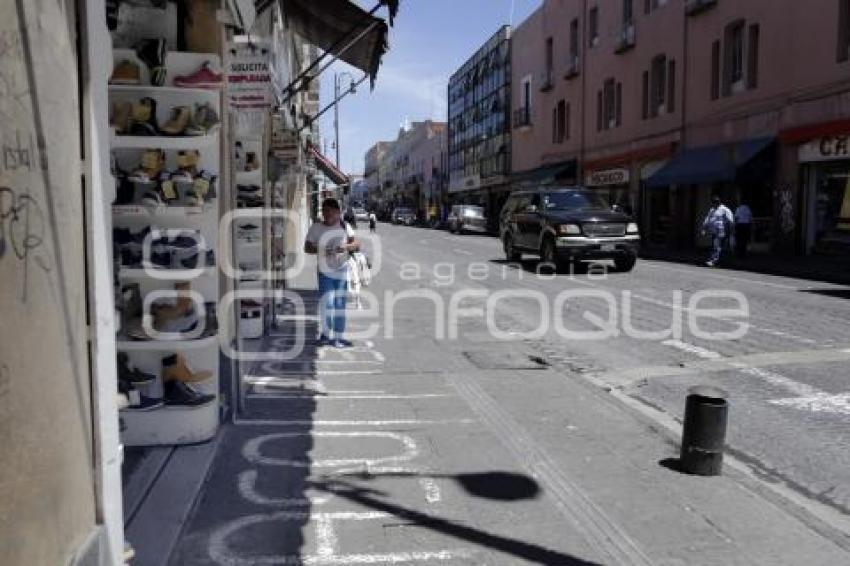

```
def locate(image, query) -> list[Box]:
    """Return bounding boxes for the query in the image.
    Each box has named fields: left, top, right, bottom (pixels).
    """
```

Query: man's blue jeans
left=318, top=272, right=347, bottom=339
left=709, top=235, right=726, bottom=264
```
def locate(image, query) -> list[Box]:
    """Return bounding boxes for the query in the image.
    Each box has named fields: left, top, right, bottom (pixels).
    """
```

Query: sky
left=318, top=0, right=542, bottom=176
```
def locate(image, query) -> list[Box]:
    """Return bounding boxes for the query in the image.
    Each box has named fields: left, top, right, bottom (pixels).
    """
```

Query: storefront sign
left=585, top=168, right=630, bottom=187
left=799, top=135, right=850, bottom=162
left=226, top=42, right=272, bottom=112
left=271, top=121, right=299, bottom=164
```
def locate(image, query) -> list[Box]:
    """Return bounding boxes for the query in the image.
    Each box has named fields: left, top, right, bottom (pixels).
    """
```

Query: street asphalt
left=169, top=222, right=850, bottom=565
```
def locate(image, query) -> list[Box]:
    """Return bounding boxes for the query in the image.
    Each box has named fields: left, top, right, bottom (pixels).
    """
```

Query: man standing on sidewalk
left=735, top=200, right=753, bottom=258
left=304, top=198, right=360, bottom=347
left=702, top=195, right=734, bottom=267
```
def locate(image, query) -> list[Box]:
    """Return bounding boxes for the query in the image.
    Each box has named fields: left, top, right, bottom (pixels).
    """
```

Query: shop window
left=747, top=24, right=760, bottom=89
left=642, top=70, right=649, bottom=119
left=840, top=0, right=850, bottom=62
left=711, top=40, right=721, bottom=100
left=667, top=59, right=676, bottom=112
left=623, top=0, right=634, bottom=25
left=644, top=0, right=666, bottom=14
left=615, top=83, right=622, bottom=126
left=650, top=54, right=667, bottom=117
left=556, top=99, right=567, bottom=143
left=597, top=90, right=603, bottom=131
left=589, top=7, right=600, bottom=47
left=570, top=18, right=580, bottom=61
left=723, top=20, right=745, bottom=95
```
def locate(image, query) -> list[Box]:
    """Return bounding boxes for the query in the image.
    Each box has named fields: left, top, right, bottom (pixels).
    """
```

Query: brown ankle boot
left=161, top=353, right=212, bottom=383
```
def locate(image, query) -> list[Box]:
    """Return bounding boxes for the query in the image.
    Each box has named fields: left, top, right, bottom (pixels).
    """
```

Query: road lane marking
left=243, top=431, right=419, bottom=468
left=233, top=419, right=477, bottom=427
left=659, top=341, right=850, bottom=415
left=418, top=477, right=442, bottom=504
left=246, top=393, right=452, bottom=400
left=238, top=470, right=334, bottom=507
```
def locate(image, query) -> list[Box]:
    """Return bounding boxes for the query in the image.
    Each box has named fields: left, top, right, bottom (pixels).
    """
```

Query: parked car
left=354, top=207, right=370, bottom=222
left=447, top=205, right=487, bottom=234
left=499, top=187, right=640, bottom=271
left=391, top=207, right=416, bottom=225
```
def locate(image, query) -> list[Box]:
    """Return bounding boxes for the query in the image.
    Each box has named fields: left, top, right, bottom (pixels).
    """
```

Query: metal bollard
left=680, top=386, right=729, bottom=476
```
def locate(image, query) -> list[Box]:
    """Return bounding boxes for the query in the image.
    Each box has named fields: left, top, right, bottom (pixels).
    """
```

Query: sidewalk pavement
left=640, top=247, right=850, bottom=286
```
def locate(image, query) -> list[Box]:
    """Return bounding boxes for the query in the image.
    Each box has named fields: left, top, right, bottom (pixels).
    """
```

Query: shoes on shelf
left=135, top=38, right=168, bottom=86
left=186, top=103, right=220, bottom=136
left=110, top=101, right=133, bottom=134
left=119, top=379, right=163, bottom=411
left=163, top=379, right=215, bottom=407
left=117, top=352, right=156, bottom=385
left=162, top=353, right=212, bottom=383
left=237, top=184, right=261, bottom=194
left=128, top=148, right=166, bottom=183
left=193, top=171, right=217, bottom=202
left=129, top=97, right=159, bottom=136
left=174, top=61, right=223, bottom=89
left=202, top=301, right=218, bottom=337
left=161, top=106, right=192, bottom=136
left=110, top=59, right=141, bottom=85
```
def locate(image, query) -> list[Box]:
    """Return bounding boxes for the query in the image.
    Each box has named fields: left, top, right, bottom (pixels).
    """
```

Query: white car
left=354, top=208, right=369, bottom=222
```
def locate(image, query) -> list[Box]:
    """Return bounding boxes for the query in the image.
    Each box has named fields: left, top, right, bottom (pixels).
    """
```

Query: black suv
left=499, top=187, right=640, bottom=271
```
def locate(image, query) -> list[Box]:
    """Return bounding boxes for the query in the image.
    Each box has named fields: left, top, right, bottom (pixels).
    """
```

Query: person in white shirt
left=734, top=201, right=753, bottom=258
left=368, top=211, right=377, bottom=233
left=702, top=195, right=734, bottom=267
left=304, top=198, right=360, bottom=347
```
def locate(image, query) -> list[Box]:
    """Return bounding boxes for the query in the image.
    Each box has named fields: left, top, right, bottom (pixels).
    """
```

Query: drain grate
left=463, top=350, right=550, bottom=370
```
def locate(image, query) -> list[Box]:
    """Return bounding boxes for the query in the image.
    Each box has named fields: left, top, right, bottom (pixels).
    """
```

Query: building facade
left=510, top=0, right=850, bottom=256
left=365, top=120, right=447, bottom=221
left=448, top=26, right=512, bottom=231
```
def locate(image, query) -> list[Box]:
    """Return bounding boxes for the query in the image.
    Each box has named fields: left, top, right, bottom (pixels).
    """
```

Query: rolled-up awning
left=646, top=137, right=774, bottom=187
left=511, top=160, right=577, bottom=186
left=279, top=0, right=390, bottom=84
left=308, top=145, right=349, bottom=186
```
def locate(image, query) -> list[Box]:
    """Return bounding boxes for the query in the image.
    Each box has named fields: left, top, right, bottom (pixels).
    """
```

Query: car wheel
left=540, top=237, right=565, bottom=272
left=614, top=255, right=637, bottom=272
left=504, top=234, right=521, bottom=261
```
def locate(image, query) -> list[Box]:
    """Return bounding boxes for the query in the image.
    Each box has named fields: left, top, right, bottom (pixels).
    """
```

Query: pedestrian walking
left=702, top=195, right=734, bottom=267
left=734, top=201, right=753, bottom=258
left=368, top=211, right=377, bottom=233
left=304, top=198, right=360, bottom=348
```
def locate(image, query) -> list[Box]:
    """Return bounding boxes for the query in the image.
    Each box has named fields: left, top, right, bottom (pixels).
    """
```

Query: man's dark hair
left=711, top=195, right=722, bottom=205
left=322, top=198, right=341, bottom=211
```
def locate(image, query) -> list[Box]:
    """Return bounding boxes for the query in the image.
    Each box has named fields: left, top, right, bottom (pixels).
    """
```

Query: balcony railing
left=564, top=55, right=580, bottom=79
left=685, top=0, right=717, bottom=16
left=513, top=107, right=531, bottom=129
left=539, top=69, right=554, bottom=92
left=615, top=22, right=636, bottom=53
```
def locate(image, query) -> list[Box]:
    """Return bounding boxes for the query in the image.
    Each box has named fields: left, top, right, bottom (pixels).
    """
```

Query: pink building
left=511, top=0, right=850, bottom=255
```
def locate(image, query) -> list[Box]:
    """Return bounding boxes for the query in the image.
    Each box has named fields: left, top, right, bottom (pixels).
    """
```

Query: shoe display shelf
left=111, top=51, right=222, bottom=446
left=232, top=138, right=267, bottom=340
left=117, top=343, right=218, bottom=447
left=110, top=50, right=221, bottom=149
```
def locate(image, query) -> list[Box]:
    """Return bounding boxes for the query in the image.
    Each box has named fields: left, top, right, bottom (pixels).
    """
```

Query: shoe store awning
left=646, top=137, right=774, bottom=187
left=275, top=0, right=396, bottom=84
left=309, top=145, right=349, bottom=186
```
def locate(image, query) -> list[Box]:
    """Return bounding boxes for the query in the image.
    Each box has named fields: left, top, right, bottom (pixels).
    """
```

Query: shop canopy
left=268, top=0, right=397, bottom=86
left=308, top=144, right=349, bottom=187
left=646, top=137, right=774, bottom=187
left=512, top=159, right=577, bottom=186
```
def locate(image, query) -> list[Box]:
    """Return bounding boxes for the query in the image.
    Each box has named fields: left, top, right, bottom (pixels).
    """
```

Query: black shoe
left=237, top=184, right=261, bottom=194
left=118, top=377, right=163, bottom=411
left=135, top=39, right=168, bottom=86
left=163, top=380, right=215, bottom=407
left=120, top=248, right=142, bottom=268
left=117, top=352, right=156, bottom=385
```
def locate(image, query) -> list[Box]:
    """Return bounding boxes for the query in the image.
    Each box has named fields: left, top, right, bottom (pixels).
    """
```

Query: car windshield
left=542, top=191, right=609, bottom=211
left=462, top=207, right=484, bottom=217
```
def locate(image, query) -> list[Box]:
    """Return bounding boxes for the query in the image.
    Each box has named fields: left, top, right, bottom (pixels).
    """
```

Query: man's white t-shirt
left=306, top=220, right=354, bottom=277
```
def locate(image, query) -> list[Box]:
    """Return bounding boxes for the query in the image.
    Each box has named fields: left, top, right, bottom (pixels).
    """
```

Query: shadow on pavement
left=799, top=288, right=850, bottom=300
left=310, top=472, right=601, bottom=565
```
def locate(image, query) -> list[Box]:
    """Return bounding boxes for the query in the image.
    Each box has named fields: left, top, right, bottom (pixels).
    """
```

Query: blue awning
left=646, top=137, right=774, bottom=187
